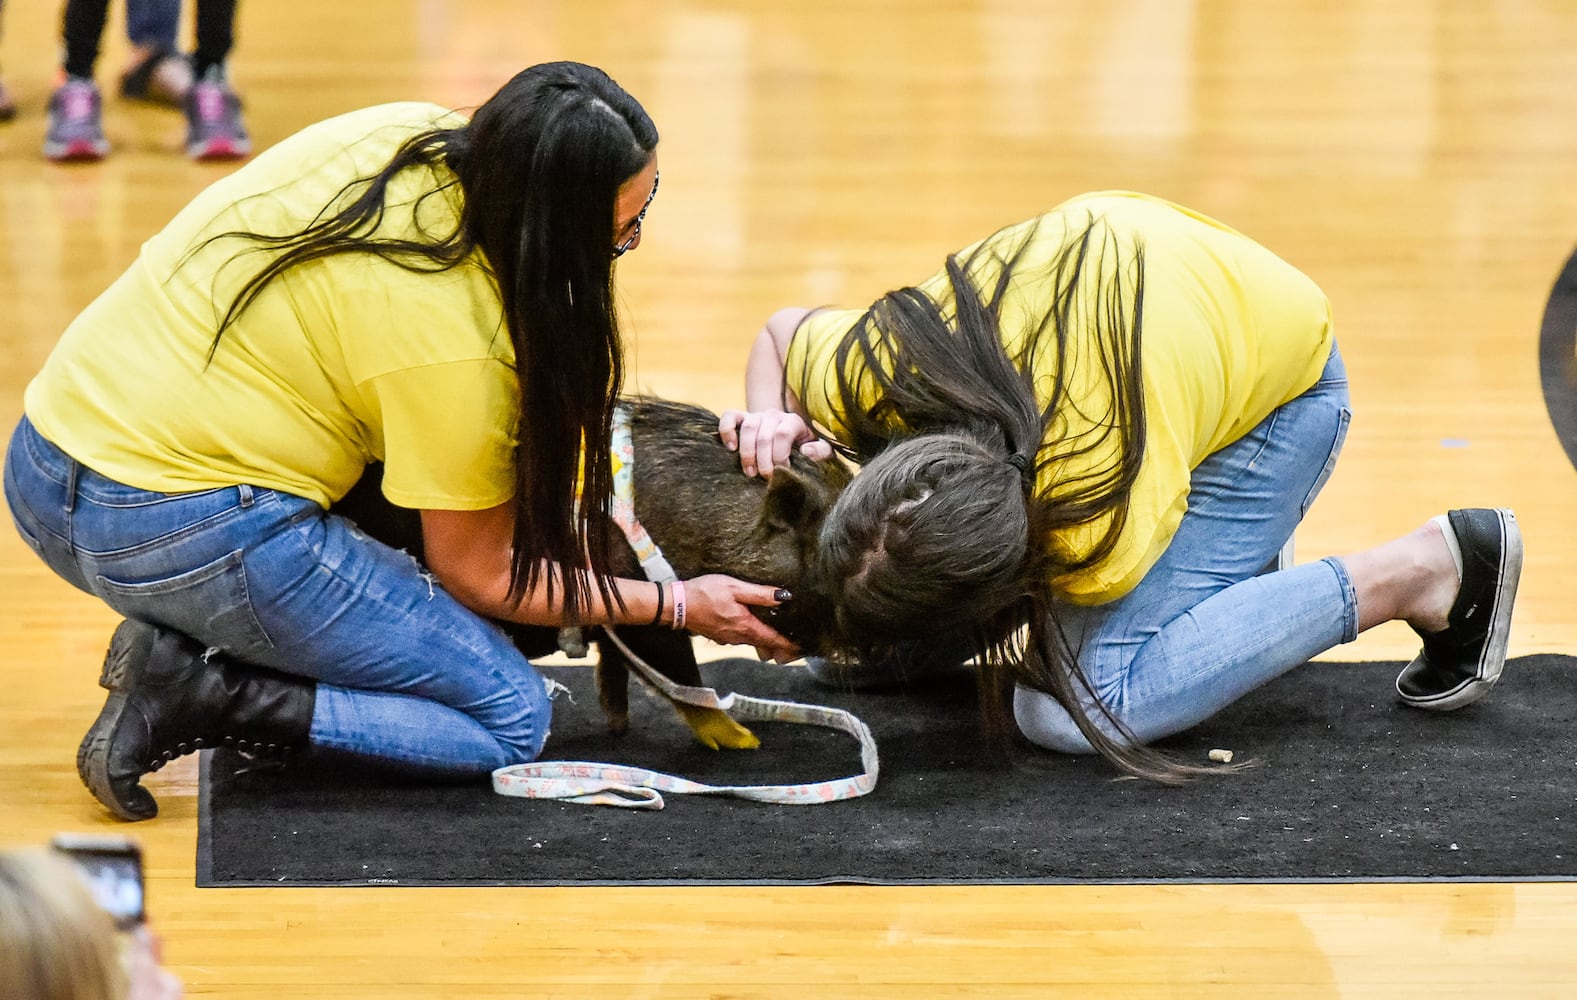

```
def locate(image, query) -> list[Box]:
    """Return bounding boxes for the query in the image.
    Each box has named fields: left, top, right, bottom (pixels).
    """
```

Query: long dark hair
left=808, top=215, right=1213, bottom=782
left=190, top=62, right=658, bottom=620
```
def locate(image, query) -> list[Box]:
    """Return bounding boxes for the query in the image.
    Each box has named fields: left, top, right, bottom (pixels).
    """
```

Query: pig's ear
left=762, top=467, right=824, bottom=533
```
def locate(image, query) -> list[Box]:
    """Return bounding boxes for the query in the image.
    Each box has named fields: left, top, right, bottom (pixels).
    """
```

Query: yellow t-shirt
left=25, top=102, right=517, bottom=511
left=787, top=190, right=1335, bottom=605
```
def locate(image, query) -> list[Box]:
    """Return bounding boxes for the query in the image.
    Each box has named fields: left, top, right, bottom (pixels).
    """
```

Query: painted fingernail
left=774, top=588, right=793, bottom=602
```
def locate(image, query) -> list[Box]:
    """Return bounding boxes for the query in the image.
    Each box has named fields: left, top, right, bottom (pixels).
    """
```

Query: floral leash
left=490, top=407, right=880, bottom=810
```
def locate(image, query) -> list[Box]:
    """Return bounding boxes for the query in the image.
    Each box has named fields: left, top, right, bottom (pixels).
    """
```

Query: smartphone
left=50, top=833, right=146, bottom=930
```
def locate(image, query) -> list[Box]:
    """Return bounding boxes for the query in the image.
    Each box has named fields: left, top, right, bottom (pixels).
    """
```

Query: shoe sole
left=99, top=619, right=141, bottom=690
left=43, top=139, right=109, bottom=162
left=76, top=689, right=156, bottom=821
left=1398, top=508, right=1522, bottom=711
left=80, top=623, right=158, bottom=820
left=189, top=139, right=250, bottom=161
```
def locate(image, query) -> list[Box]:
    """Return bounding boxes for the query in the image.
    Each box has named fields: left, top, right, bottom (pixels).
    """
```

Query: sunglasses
left=613, top=170, right=660, bottom=258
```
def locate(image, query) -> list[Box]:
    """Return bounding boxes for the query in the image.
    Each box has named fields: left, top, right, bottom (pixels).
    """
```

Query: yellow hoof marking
left=676, top=703, right=761, bottom=750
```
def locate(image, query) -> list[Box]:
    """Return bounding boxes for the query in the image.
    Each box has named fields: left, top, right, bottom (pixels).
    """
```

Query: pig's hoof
left=676, top=704, right=760, bottom=750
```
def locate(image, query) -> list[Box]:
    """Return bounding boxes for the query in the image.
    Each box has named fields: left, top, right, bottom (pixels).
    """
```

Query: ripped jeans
left=3, top=415, right=551, bottom=776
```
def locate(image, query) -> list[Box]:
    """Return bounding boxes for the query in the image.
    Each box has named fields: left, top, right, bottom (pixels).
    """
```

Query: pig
left=328, top=395, right=853, bottom=751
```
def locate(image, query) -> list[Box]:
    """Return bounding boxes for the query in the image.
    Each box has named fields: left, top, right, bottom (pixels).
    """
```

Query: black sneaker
left=1395, top=508, right=1522, bottom=710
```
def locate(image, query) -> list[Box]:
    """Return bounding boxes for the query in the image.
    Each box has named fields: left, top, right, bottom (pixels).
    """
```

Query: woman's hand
left=718, top=408, right=833, bottom=478
left=680, top=574, right=801, bottom=663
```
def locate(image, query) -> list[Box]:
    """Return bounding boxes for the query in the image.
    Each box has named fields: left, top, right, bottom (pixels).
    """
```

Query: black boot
left=78, top=620, right=317, bottom=821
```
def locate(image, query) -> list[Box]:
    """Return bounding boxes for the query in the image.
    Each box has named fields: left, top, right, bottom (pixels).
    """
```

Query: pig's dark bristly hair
left=180, top=62, right=658, bottom=622
left=807, top=214, right=1220, bottom=784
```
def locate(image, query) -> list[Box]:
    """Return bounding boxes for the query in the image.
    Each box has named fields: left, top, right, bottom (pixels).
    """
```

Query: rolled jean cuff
left=1320, top=555, right=1359, bottom=644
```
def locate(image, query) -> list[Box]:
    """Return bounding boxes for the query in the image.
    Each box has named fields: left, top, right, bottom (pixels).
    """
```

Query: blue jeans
left=1017, top=345, right=1356, bottom=751
left=4, top=416, right=551, bottom=776
left=813, top=345, right=1356, bottom=753
left=126, top=0, right=181, bottom=50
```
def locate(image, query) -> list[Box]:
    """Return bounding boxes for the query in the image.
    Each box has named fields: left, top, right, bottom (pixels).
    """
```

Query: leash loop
left=493, top=628, right=879, bottom=808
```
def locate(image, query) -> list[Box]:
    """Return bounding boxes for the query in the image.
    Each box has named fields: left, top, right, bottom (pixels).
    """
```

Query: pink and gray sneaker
left=184, top=69, right=250, bottom=161
left=43, top=77, right=110, bottom=162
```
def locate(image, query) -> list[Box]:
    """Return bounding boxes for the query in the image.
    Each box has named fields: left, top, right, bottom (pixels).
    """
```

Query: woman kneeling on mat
left=722, top=190, right=1520, bottom=782
left=5, top=61, right=798, bottom=821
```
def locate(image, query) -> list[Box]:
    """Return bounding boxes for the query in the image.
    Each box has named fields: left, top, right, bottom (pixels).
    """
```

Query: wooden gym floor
left=3, top=1, right=1576, bottom=996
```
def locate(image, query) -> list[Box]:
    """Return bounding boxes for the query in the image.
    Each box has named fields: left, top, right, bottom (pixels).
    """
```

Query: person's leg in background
left=45, top=0, right=112, bottom=160
left=120, top=0, right=191, bottom=106
left=183, top=0, right=247, bottom=160
left=0, top=1, right=17, bottom=122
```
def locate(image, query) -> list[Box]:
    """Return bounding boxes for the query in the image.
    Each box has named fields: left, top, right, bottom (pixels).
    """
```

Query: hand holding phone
left=51, top=834, right=182, bottom=998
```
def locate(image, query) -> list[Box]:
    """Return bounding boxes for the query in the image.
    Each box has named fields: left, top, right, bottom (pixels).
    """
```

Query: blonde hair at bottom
left=0, top=847, right=126, bottom=1000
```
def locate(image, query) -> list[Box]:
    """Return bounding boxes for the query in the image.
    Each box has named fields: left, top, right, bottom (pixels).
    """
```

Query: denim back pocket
left=95, top=549, right=275, bottom=659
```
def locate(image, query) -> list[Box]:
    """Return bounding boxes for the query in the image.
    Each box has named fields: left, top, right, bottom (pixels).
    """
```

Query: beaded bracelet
left=670, top=580, right=687, bottom=631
